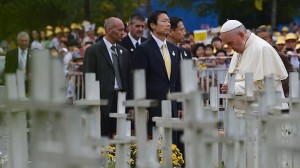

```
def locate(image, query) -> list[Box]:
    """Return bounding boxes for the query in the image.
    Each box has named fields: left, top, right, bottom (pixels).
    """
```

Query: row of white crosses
left=3, top=49, right=300, bottom=168
left=1, top=49, right=160, bottom=168
left=125, top=70, right=160, bottom=168
left=152, top=60, right=220, bottom=168
left=80, top=69, right=163, bottom=168
left=223, top=71, right=300, bottom=168
left=262, top=72, right=300, bottom=168
left=4, top=70, right=29, bottom=168
left=30, top=50, right=104, bottom=168
left=74, top=72, right=135, bottom=168
left=29, top=49, right=138, bottom=168
left=3, top=50, right=103, bottom=168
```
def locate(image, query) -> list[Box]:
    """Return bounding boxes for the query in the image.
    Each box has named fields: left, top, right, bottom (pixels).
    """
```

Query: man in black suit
left=83, top=17, right=131, bottom=138
left=4, top=31, right=31, bottom=94
left=119, top=13, right=147, bottom=130
left=167, top=16, right=191, bottom=159
left=134, top=11, right=181, bottom=137
left=167, top=16, right=192, bottom=60
left=119, top=13, right=147, bottom=100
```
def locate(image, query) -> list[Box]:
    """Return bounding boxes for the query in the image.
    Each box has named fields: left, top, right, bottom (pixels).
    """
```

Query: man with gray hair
left=4, top=31, right=31, bottom=94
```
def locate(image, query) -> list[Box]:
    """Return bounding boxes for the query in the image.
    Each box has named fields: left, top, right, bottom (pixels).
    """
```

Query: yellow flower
left=160, top=159, right=163, bottom=165
left=101, top=141, right=184, bottom=167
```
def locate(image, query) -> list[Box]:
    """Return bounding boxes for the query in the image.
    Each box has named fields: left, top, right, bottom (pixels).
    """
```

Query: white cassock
left=223, top=33, right=288, bottom=168
left=224, top=33, right=288, bottom=110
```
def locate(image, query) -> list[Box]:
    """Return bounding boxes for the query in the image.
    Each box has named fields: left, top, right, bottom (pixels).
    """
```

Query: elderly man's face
left=108, top=18, right=125, bottom=43
left=221, top=31, right=245, bottom=53
left=18, top=36, right=30, bottom=50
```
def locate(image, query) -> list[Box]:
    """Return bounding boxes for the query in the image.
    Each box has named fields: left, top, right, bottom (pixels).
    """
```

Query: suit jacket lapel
left=167, top=42, right=176, bottom=81
left=141, top=37, right=147, bottom=43
left=116, top=44, right=126, bottom=85
left=26, top=50, right=31, bottom=74
left=116, top=44, right=124, bottom=68
left=126, top=37, right=135, bottom=52
left=149, top=38, right=169, bottom=80
left=167, top=42, right=180, bottom=80
left=99, top=40, right=113, bottom=68
left=13, top=50, right=19, bottom=69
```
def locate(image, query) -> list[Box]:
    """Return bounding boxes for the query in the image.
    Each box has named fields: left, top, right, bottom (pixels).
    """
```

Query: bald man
left=83, top=17, right=131, bottom=137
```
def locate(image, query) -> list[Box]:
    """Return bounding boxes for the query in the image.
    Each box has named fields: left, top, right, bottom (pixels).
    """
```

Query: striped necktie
left=19, top=50, right=26, bottom=70
left=111, top=45, right=123, bottom=89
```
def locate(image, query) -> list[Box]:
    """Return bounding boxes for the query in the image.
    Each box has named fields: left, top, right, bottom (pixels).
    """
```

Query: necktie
left=135, top=42, right=139, bottom=48
left=111, top=45, right=123, bottom=89
left=162, top=44, right=171, bottom=79
left=19, top=50, right=25, bottom=70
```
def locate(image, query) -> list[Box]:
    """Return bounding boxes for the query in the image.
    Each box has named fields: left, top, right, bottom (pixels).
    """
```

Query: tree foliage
left=0, top=0, right=145, bottom=40
left=161, top=0, right=300, bottom=29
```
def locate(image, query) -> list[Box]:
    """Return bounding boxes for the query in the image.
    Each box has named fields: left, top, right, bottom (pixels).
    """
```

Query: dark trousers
left=101, top=91, right=118, bottom=138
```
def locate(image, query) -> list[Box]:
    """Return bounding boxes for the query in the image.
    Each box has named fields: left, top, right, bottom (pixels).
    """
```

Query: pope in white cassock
left=220, top=20, right=288, bottom=109
left=219, top=20, right=288, bottom=168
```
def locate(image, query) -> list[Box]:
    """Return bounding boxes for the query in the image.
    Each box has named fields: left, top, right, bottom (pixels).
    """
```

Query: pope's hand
left=221, top=84, right=228, bottom=94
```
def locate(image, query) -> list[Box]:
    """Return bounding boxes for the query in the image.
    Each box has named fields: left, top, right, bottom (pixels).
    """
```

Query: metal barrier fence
left=69, top=65, right=229, bottom=104
left=67, top=62, right=85, bottom=100
left=197, top=67, right=228, bottom=93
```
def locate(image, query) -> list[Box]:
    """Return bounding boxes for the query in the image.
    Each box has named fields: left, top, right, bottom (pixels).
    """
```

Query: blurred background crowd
left=1, top=0, right=300, bottom=96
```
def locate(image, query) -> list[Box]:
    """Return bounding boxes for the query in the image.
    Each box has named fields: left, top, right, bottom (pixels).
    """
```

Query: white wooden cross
left=5, top=70, right=28, bottom=168
left=152, top=100, right=175, bottom=168
left=222, top=74, right=240, bottom=168
left=258, top=73, right=300, bottom=168
left=124, top=70, right=160, bottom=168
left=109, top=91, right=134, bottom=168
left=28, top=50, right=100, bottom=168
left=73, top=73, right=108, bottom=141
left=167, top=60, right=220, bottom=168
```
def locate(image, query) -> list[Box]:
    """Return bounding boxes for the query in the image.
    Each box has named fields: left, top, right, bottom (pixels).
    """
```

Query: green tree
left=161, top=0, right=300, bottom=29
left=0, top=0, right=82, bottom=40
left=0, top=0, right=145, bottom=41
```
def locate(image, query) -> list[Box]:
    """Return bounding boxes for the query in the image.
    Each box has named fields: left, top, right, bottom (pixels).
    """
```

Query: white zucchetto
left=220, top=20, right=243, bottom=33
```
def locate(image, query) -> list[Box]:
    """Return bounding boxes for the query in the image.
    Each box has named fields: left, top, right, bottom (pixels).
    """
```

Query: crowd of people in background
left=0, top=12, right=300, bottom=112
left=1, top=18, right=300, bottom=77
left=0, top=15, right=300, bottom=97
left=1, top=12, right=300, bottom=165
